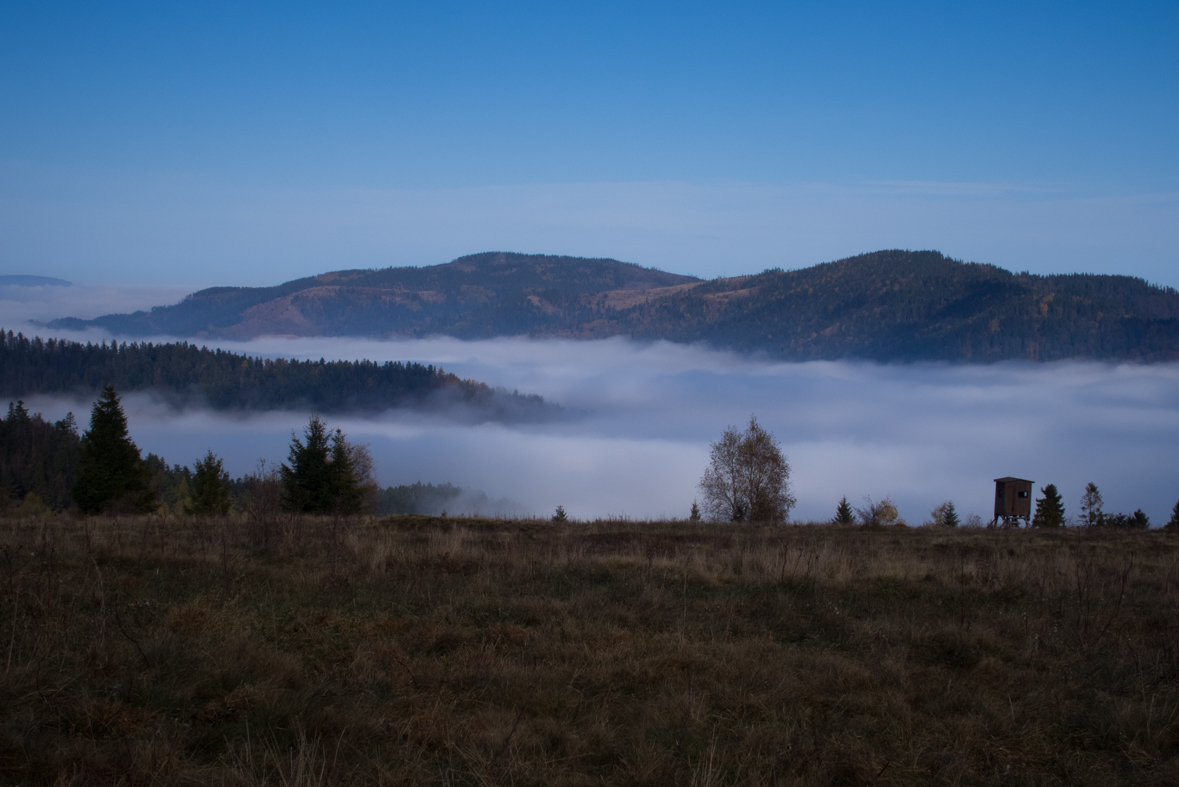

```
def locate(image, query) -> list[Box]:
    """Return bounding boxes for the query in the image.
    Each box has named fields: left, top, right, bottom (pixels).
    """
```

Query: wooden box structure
left=992, top=477, right=1033, bottom=527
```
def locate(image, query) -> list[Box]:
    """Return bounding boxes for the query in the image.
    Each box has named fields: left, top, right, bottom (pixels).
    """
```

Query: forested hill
left=0, top=332, right=556, bottom=421
left=51, top=252, right=698, bottom=340
left=49, top=250, right=1179, bottom=362
left=614, top=251, right=1179, bottom=362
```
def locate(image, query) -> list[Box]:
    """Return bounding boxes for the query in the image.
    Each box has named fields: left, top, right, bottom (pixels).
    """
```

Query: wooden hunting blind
left=992, top=477, right=1033, bottom=527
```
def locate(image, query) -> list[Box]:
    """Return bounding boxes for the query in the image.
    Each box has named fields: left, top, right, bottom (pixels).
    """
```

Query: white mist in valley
left=14, top=313, right=1179, bottom=524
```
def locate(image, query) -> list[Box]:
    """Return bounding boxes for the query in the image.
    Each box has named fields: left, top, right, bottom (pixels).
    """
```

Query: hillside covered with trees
left=0, top=330, right=556, bottom=420
left=50, top=252, right=697, bottom=340
left=48, top=250, right=1179, bottom=362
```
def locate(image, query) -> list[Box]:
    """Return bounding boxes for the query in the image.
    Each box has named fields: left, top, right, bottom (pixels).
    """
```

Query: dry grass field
left=1, top=513, right=1178, bottom=785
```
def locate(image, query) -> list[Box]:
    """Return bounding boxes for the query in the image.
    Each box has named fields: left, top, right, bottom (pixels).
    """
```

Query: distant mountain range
left=49, top=250, right=1179, bottom=362
left=1, top=275, right=72, bottom=287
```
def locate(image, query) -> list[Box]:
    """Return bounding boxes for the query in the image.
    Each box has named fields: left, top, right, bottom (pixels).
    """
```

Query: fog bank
left=14, top=328, right=1179, bottom=525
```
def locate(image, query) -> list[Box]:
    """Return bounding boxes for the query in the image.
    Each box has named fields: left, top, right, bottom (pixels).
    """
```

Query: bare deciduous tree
left=698, top=415, right=795, bottom=524
left=1079, top=482, right=1104, bottom=528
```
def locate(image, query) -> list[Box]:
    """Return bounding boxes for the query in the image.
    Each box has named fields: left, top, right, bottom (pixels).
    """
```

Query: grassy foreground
left=1, top=514, right=1178, bottom=786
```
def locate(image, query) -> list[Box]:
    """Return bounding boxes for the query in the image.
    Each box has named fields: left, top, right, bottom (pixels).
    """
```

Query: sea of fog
left=6, top=284, right=1179, bottom=523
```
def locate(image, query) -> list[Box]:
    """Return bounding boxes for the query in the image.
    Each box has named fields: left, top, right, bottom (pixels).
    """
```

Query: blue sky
left=1, top=1, right=1176, bottom=287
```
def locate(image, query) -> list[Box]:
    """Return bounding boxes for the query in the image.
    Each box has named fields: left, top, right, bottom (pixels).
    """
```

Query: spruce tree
left=1167, top=499, right=1179, bottom=532
left=834, top=496, right=854, bottom=524
left=184, top=450, right=233, bottom=516
left=689, top=500, right=701, bottom=522
left=1032, top=484, right=1065, bottom=528
left=73, top=386, right=156, bottom=514
left=328, top=429, right=364, bottom=515
left=943, top=501, right=960, bottom=528
left=280, top=416, right=366, bottom=514
left=280, top=415, right=333, bottom=513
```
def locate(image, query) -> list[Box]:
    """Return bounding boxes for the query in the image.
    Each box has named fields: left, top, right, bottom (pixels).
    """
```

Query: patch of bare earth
left=595, top=281, right=703, bottom=311
left=221, top=287, right=447, bottom=338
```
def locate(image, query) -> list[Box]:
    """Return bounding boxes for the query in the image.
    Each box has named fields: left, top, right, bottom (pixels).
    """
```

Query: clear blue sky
left=2, top=1, right=1176, bottom=286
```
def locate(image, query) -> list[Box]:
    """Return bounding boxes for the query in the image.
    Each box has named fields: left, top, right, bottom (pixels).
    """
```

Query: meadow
left=2, top=513, right=1177, bottom=786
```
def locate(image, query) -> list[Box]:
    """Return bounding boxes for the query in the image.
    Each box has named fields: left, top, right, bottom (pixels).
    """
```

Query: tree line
left=8, top=391, right=1178, bottom=528
left=691, top=415, right=1179, bottom=530
left=1026, top=481, right=1159, bottom=529
left=0, top=390, right=490, bottom=518
left=0, top=330, right=553, bottom=418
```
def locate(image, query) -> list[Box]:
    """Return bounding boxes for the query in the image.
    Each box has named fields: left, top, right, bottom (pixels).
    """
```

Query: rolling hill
left=50, top=250, right=1179, bottom=362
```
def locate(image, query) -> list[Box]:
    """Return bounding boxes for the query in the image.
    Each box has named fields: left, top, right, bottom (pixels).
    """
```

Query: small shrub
left=855, top=496, right=902, bottom=527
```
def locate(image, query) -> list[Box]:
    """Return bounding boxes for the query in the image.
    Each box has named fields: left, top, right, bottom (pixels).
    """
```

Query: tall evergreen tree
left=328, top=429, right=364, bottom=515
left=73, top=386, right=156, bottom=514
left=184, top=450, right=233, bottom=516
left=1167, top=499, right=1179, bottom=532
left=280, top=416, right=366, bottom=514
left=280, top=415, right=333, bottom=513
left=833, top=496, right=854, bottom=524
left=1032, top=484, right=1065, bottom=528
left=943, top=501, right=960, bottom=528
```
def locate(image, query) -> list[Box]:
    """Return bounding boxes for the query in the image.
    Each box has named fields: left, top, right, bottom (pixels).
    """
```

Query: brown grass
left=1, top=514, right=1178, bottom=785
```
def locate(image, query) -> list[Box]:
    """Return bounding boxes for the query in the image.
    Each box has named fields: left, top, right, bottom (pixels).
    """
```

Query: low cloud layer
left=1, top=283, right=194, bottom=327
left=14, top=323, right=1179, bottom=525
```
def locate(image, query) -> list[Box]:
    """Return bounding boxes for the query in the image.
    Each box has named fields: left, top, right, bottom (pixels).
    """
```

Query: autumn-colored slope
left=52, top=250, right=1179, bottom=361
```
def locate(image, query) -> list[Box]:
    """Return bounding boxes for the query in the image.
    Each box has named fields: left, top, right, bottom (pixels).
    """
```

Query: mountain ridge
left=49, top=250, right=1179, bottom=362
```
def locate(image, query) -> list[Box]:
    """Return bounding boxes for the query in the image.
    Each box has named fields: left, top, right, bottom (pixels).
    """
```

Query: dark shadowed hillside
left=610, top=251, right=1179, bottom=362
left=0, top=331, right=557, bottom=422
left=50, top=250, right=1179, bottom=362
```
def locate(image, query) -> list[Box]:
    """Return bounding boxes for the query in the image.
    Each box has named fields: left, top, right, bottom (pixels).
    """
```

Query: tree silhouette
left=280, top=415, right=333, bottom=513
left=184, top=450, right=233, bottom=516
left=1032, top=484, right=1065, bottom=528
left=1079, top=482, right=1104, bottom=528
left=327, top=429, right=364, bottom=515
left=280, top=415, right=365, bottom=514
left=73, top=386, right=155, bottom=514
left=698, top=415, right=795, bottom=524
left=1, top=400, right=79, bottom=511
left=833, top=496, right=854, bottom=524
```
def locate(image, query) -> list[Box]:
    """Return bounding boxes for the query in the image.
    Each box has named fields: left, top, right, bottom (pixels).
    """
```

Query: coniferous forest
left=0, top=401, right=80, bottom=513
left=0, top=330, right=554, bottom=419
left=0, top=394, right=504, bottom=516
